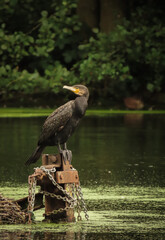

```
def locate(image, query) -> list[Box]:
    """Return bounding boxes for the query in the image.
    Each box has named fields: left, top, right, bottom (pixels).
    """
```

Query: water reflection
left=1, top=114, right=164, bottom=186
left=1, top=231, right=164, bottom=240
left=0, top=114, right=165, bottom=239
left=1, top=228, right=165, bottom=240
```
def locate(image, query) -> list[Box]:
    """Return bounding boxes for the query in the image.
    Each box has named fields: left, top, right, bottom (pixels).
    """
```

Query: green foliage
left=0, top=1, right=164, bottom=106
left=35, top=1, right=82, bottom=62
left=0, top=62, right=70, bottom=99
left=70, top=6, right=165, bottom=100
left=0, top=26, right=34, bottom=66
left=0, top=0, right=81, bottom=103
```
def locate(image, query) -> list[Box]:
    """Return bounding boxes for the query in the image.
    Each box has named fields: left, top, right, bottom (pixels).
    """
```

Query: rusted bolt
left=75, top=175, right=78, bottom=179
left=60, top=174, right=63, bottom=180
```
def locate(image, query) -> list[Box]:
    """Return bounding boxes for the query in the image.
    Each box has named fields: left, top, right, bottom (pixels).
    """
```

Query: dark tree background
left=0, top=0, right=164, bottom=108
left=77, top=0, right=125, bottom=33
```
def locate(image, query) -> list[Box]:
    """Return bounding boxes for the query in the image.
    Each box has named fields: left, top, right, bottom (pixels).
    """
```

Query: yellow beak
left=63, top=85, right=79, bottom=94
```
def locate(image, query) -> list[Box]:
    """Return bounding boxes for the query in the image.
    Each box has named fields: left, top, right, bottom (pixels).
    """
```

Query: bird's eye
left=74, top=87, right=80, bottom=94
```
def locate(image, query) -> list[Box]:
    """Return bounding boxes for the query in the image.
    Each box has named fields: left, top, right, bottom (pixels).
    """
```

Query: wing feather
left=38, top=100, right=74, bottom=144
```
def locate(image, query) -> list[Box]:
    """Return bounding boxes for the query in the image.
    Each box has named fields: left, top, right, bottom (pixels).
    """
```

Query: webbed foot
left=58, top=143, right=72, bottom=164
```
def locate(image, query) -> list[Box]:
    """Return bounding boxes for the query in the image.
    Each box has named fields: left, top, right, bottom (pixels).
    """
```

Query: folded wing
left=38, top=100, right=74, bottom=145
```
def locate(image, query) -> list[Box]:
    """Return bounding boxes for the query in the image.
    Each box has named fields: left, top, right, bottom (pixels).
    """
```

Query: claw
left=62, top=150, right=67, bottom=164
left=58, top=143, right=72, bottom=164
left=61, top=150, right=72, bottom=164
left=65, top=150, right=72, bottom=164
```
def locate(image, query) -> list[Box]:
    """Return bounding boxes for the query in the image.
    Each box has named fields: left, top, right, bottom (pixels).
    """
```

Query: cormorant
left=25, top=84, right=89, bottom=166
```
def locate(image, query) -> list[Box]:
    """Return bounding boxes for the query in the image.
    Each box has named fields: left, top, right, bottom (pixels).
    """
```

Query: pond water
left=0, top=114, right=165, bottom=239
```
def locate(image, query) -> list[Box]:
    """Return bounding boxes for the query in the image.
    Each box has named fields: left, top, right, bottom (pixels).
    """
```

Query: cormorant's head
left=63, top=85, right=89, bottom=99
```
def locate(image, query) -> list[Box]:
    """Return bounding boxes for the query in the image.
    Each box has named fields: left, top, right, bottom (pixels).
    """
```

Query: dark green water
left=0, top=114, right=165, bottom=239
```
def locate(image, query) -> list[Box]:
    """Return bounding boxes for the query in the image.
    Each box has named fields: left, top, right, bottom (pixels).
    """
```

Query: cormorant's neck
left=76, top=95, right=89, bottom=102
left=74, top=96, right=88, bottom=117
left=78, top=92, right=89, bottom=101
left=85, top=93, right=89, bottom=101
left=84, top=91, right=89, bottom=100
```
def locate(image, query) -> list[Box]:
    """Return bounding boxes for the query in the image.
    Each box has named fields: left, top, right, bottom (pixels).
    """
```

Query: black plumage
left=25, top=85, right=89, bottom=166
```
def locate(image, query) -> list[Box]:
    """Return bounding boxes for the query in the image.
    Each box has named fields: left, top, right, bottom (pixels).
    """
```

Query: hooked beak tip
left=63, top=85, right=74, bottom=91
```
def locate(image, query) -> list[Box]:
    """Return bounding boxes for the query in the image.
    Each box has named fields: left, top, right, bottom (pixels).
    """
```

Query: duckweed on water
left=0, top=185, right=165, bottom=235
left=0, top=108, right=165, bottom=118
left=0, top=114, right=165, bottom=239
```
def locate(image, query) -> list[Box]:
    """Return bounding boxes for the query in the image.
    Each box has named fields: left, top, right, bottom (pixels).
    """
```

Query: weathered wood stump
left=36, top=153, right=79, bottom=223
left=14, top=153, right=81, bottom=223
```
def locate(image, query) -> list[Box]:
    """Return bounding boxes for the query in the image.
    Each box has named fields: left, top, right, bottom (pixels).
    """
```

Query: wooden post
left=62, top=159, right=75, bottom=222
left=15, top=153, right=80, bottom=224
left=38, top=153, right=78, bottom=223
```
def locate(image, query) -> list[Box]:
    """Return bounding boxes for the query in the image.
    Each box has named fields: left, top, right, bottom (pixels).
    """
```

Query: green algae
left=0, top=108, right=51, bottom=118
left=0, top=115, right=165, bottom=239
left=0, top=108, right=165, bottom=118
left=0, top=185, right=165, bottom=235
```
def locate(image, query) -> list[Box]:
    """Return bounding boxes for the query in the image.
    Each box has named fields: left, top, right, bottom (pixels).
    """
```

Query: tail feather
left=25, top=145, right=45, bottom=166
